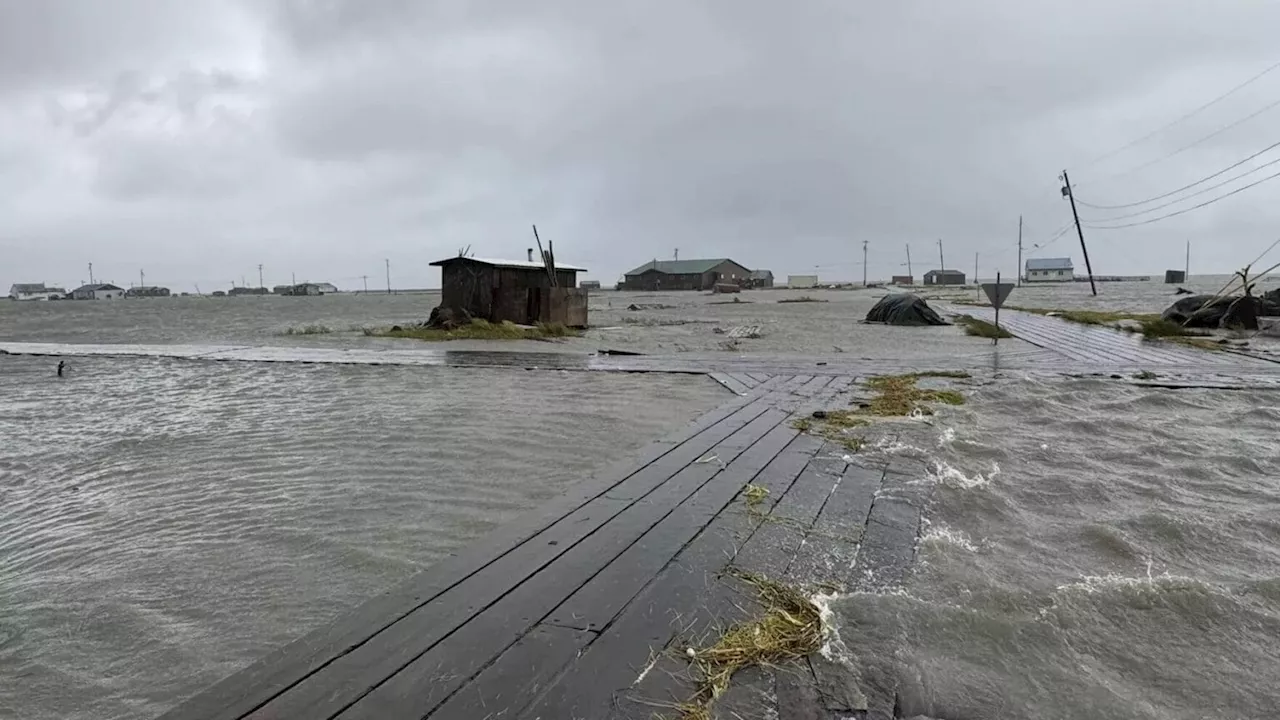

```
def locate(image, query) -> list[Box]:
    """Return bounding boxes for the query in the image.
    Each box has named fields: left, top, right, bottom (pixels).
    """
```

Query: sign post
left=981, top=272, right=1015, bottom=344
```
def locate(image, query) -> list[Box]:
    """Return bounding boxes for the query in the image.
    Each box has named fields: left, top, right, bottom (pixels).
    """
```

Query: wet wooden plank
left=249, top=408, right=787, bottom=720
left=794, top=374, right=835, bottom=398
left=728, top=372, right=759, bottom=390
left=732, top=452, right=847, bottom=581
left=520, top=426, right=830, bottom=719
left=775, top=664, right=830, bottom=720
left=164, top=395, right=771, bottom=720
left=788, top=462, right=883, bottom=591
left=709, top=372, right=751, bottom=395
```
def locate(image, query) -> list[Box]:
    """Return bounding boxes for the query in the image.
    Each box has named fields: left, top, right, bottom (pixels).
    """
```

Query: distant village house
left=8, top=283, right=66, bottom=301
left=923, top=270, right=966, bottom=286
left=430, top=255, right=589, bottom=327
left=228, top=286, right=270, bottom=296
left=125, top=286, right=171, bottom=298
left=787, top=275, right=818, bottom=289
left=621, top=258, right=753, bottom=291
left=746, top=270, right=774, bottom=289
left=891, top=275, right=914, bottom=285
left=1025, top=258, right=1074, bottom=283
left=274, top=282, right=338, bottom=296
left=70, top=283, right=125, bottom=300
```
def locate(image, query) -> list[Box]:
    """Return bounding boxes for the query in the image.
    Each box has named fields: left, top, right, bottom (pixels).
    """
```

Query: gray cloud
left=5, top=0, right=1280, bottom=292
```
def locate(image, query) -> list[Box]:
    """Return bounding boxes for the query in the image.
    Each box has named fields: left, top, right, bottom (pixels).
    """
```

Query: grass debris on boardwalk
left=674, top=569, right=824, bottom=720
left=860, top=373, right=965, bottom=416
left=369, top=319, right=579, bottom=341
left=955, top=315, right=1013, bottom=339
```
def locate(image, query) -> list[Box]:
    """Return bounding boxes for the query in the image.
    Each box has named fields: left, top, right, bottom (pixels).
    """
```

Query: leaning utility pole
left=905, top=243, right=913, bottom=281
left=88, top=262, right=95, bottom=285
left=937, top=239, right=945, bottom=273
left=1185, top=240, right=1191, bottom=280
left=862, top=240, right=869, bottom=286
left=674, top=248, right=679, bottom=261
left=1016, top=215, right=1023, bottom=287
left=385, top=258, right=391, bottom=294
left=361, top=275, right=369, bottom=293
left=139, top=269, right=145, bottom=289
left=1061, top=170, right=1097, bottom=296
left=258, top=264, right=264, bottom=290
left=974, top=252, right=979, bottom=285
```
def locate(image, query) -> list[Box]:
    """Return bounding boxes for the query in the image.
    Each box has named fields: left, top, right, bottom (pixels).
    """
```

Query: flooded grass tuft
left=370, top=320, right=579, bottom=341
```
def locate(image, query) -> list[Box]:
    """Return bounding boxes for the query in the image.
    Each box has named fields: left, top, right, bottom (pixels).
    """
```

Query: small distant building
left=621, top=258, right=752, bottom=291
left=787, top=274, right=819, bottom=289
left=70, top=283, right=125, bottom=300
left=1164, top=270, right=1187, bottom=284
left=211, top=290, right=227, bottom=297
left=228, top=286, right=269, bottom=296
left=1025, top=258, right=1074, bottom=283
left=891, top=275, right=914, bottom=286
left=579, top=280, right=602, bottom=291
left=272, top=285, right=293, bottom=295
left=125, top=286, right=171, bottom=298
left=923, top=270, right=966, bottom=286
left=8, top=283, right=65, bottom=301
left=275, top=283, right=335, bottom=296
left=430, top=255, right=589, bottom=327
left=313, top=282, right=339, bottom=294
left=746, top=270, right=775, bottom=289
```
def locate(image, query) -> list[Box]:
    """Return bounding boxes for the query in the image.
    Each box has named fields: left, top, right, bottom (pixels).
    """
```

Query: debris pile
left=864, top=293, right=949, bottom=326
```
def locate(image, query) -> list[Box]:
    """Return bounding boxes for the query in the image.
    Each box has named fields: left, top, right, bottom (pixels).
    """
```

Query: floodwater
left=842, top=377, right=1280, bottom=719
left=3, top=282, right=1279, bottom=719
left=0, top=354, right=726, bottom=720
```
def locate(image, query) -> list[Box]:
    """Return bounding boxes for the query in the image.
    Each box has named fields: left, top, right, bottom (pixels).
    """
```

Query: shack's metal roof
left=430, top=256, right=587, bottom=272
left=72, top=283, right=124, bottom=292
left=924, top=269, right=965, bottom=276
left=10, top=283, right=47, bottom=293
left=624, top=258, right=743, bottom=276
left=1026, top=257, right=1074, bottom=271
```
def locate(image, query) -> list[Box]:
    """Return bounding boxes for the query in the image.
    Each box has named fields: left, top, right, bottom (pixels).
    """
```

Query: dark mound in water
left=1161, top=294, right=1278, bottom=330
left=865, top=293, right=949, bottom=326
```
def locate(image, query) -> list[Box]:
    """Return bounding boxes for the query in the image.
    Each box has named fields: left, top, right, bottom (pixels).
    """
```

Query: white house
left=69, top=283, right=126, bottom=300
left=8, top=283, right=65, bottom=301
left=1025, top=257, right=1074, bottom=282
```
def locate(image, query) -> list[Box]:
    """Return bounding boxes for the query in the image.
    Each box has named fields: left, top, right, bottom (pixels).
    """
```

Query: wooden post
left=1061, top=170, right=1097, bottom=296
left=994, top=272, right=1001, bottom=345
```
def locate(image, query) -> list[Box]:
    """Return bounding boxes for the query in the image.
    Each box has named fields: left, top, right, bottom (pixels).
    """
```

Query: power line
left=1094, top=93, right=1280, bottom=183
left=1077, top=139, right=1280, bottom=210
left=1082, top=153, right=1280, bottom=222
left=1083, top=166, right=1280, bottom=230
left=1079, top=58, right=1280, bottom=170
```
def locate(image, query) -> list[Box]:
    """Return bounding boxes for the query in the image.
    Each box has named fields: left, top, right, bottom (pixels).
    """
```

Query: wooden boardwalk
left=158, top=375, right=925, bottom=720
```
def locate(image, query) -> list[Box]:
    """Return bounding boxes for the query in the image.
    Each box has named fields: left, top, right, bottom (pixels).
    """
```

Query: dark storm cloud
left=4, top=0, right=1280, bottom=290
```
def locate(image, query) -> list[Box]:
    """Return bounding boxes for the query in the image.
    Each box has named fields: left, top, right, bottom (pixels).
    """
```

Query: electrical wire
left=1079, top=58, right=1280, bottom=170
left=1081, top=153, right=1280, bottom=222
left=1076, top=139, right=1280, bottom=210
left=1083, top=167, right=1280, bottom=230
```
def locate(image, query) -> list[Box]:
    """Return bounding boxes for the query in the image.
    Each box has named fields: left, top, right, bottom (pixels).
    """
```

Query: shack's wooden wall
left=439, top=261, right=584, bottom=326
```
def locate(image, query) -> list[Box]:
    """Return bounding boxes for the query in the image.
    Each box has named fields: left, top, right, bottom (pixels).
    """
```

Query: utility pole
left=1185, top=240, right=1191, bottom=280
left=139, top=268, right=145, bottom=289
left=361, top=275, right=369, bottom=293
left=88, top=262, right=94, bottom=285
left=1017, top=215, right=1023, bottom=287
left=862, top=240, right=868, bottom=286
left=1061, top=170, right=1097, bottom=296
left=974, top=252, right=979, bottom=285
left=674, top=248, right=679, bottom=261
left=258, top=264, right=264, bottom=290
left=937, top=239, right=945, bottom=273
left=385, top=258, right=391, bottom=294
left=291, top=272, right=296, bottom=287
left=905, top=243, right=913, bottom=282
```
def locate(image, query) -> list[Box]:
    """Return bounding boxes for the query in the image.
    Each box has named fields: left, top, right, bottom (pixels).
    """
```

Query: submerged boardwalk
left=159, top=375, right=924, bottom=720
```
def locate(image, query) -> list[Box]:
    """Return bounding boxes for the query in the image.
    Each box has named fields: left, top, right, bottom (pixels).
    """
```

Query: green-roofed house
left=621, top=258, right=754, bottom=291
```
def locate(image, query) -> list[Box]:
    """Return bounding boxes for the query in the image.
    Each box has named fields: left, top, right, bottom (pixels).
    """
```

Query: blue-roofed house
left=1025, top=257, right=1074, bottom=283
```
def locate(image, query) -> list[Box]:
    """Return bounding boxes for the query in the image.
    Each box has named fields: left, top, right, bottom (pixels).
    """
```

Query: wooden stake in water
left=994, top=271, right=1001, bottom=345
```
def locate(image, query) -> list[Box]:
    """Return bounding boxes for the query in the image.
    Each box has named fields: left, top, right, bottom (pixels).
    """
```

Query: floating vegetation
left=371, top=319, right=579, bottom=341
left=777, top=296, right=828, bottom=304
left=279, top=324, right=335, bottom=335
left=1134, top=370, right=1159, bottom=380
left=955, top=315, right=1013, bottom=339
left=674, top=569, right=824, bottom=720
left=791, top=410, right=867, bottom=452
left=859, top=373, right=966, bottom=416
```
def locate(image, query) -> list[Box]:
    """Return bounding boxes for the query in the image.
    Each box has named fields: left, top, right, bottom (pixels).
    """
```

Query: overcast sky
left=4, top=0, right=1280, bottom=291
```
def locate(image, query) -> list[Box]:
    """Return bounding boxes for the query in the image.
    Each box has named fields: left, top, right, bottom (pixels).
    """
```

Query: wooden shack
left=429, top=256, right=589, bottom=328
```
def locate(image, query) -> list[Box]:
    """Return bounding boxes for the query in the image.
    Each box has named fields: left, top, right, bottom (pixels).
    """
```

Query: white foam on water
left=810, top=591, right=858, bottom=670
left=937, top=426, right=957, bottom=446
left=929, top=460, right=999, bottom=489
left=921, top=523, right=979, bottom=553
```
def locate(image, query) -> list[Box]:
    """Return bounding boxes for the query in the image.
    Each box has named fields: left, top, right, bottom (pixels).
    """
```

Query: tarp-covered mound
left=1161, top=294, right=1272, bottom=330
left=865, top=293, right=950, bottom=326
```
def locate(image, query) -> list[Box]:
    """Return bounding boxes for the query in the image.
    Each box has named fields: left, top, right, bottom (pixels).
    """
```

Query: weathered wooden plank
left=794, top=374, right=835, bottom=398
left=746, top=372, right=773, bottom=384
left=427, top=624, right=593, bottom=720
left=775, top=664, right=830, bottom=720
left=522, top=429, right=832, bottom=720
left=709, top=372, right=750, bottom=395
left=732, top=452, right=847, bottom=581
left=787, top=462, right=883, bottom=591
left=333, top=412, right=794, bottom=720
left=546, top=424, right=809, bottom=633
left=728, top=372, right=758, bottom=390
left=173, top=399, right=770, bottom=720
left=248, top=407, right=786, bottom=720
